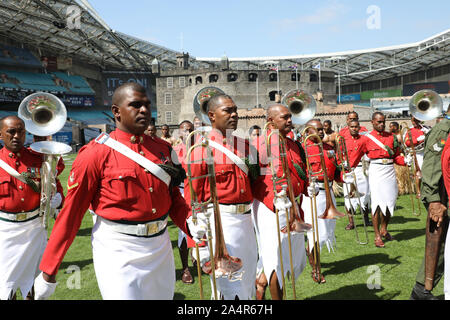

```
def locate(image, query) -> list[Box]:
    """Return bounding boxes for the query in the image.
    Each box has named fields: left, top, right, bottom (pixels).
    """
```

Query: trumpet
left=185, top=129, right=243, bottom=300
left=263, top=122, right=311, bottom=299
left=301, top=126, right=346, bottom=283
left=335, top=134, right=369, bottom=245
left=399, top=122, right=422, bottom=217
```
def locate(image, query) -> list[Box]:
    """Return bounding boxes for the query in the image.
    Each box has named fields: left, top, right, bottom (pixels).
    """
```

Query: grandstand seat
left=0, top=44, right=41, bottom=68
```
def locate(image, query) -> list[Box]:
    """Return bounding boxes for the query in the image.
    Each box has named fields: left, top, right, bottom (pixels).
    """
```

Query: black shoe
left=410, top=283, right=439, bottom=300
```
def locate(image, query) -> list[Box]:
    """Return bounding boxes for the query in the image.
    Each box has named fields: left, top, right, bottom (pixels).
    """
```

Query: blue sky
left=88, top=0, right=450, bottom=58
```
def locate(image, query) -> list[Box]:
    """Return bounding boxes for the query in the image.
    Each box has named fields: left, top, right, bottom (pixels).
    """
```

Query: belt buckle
left=237, top=204, right=248, bottom=214
left=382, top=159, right=388, bottom=164
left=146, top=222, right=159, bottom=235
left=16, top=213, right=28, bottom=221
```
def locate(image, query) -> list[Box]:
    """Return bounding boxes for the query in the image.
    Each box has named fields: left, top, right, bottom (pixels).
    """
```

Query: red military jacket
left=303, top=139, right=343, bottom=183
left=339, top=126, right=368, bottom=139
left=442, top=133, right=450, bottom=201
left=0, top=146, right=64, bottom=214
left=343, top=134, right=368, bottom=168
left=365, top=130, right=405, bottom=165
left=404, top=127, right=428, bottom=149
left=252, top=131, right=308, bottom=212
left=183, top=130, right=253, bottom=207
left=40, top=129, right=190, bottom=276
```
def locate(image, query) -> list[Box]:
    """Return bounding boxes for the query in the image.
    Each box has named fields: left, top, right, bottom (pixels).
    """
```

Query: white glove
left=273, top=189, right=292, bottom=230
left=34, top=272, right=58, bottom=300
left=343, top=172, right=355, bottom=184
left=307, top=183, right=319, bottom=198
left=50, top=193, right=62, bottom=209
left=405, top=154, right=413, bottom=166
left=187, top=213, right=208, bottom=243
left=192, top=245, right=210, bottom=267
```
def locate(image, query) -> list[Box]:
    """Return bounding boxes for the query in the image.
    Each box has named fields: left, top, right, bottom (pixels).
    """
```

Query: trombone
left=185, top=129, right=243, bottom=300
left=301, top=126, right=346, bottom=283
left=399, top=122, right=422, bottom=216
left=335, top=134, right=369, bottom=245
left=263, top=122, right=311, bottom=299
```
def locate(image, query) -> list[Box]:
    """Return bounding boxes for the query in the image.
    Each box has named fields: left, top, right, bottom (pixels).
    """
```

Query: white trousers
left=343, top=165, right=370, bottom=212
left=0, top=217, right=46, bottom=300
left=91, top=217, right=175, bottom=300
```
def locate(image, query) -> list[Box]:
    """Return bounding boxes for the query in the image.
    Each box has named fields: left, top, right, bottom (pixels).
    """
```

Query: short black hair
left=161, top=124, right=169, bottom=129
left=372, top=111, right=385, bottom=120
left=390, top=121, right=399, bottom=129
left=323, top=120, right=332, bottom=126
left=249, top=125, right=261, bottom=136
left=0, top=115, right=24, bottom=131
left=179, top=120, right=193, bottom=127
left=112, top=82, right=147, bottom=106
left=206, top=94, right=234, bottom=112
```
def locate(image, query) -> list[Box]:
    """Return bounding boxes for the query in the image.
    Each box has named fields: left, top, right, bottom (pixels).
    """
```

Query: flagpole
left=277, top=62, right=280, bottom=96
left=296, top=67, right=299, bottom=90
left=318, top=62, right=322, bottom=91
left=256, top=64, right=259, bottom=108
left=338, top=73, right=341, bottom=104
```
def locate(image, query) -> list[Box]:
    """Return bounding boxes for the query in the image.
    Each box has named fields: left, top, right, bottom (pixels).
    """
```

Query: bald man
left=252, top=104, right=310, bottom=299
left=185, top=94, right=259, bottom=300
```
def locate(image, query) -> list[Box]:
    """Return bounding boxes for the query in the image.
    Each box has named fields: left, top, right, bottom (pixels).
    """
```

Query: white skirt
left=416, top=150, right=424, bottom=170
left=252, top=200, right=307, bottom=289
left=302, top=191, right=337, bottom=254
left=207, top=208, right=257, bottom=300
left=0, top=217, right=46, bottom=300
left=343, top=166, right=370, bottom=212
left=368, top=163, right=398, bottom=216
left=91, top=217, right=175, bottom=300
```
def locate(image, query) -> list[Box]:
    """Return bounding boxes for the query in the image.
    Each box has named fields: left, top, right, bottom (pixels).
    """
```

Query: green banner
left=361, top=89, right=402, bottom=100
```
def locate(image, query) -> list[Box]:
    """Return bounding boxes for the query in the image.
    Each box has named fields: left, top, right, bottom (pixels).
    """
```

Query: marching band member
left=173, top=120, right=195, bottom=284
left=410, top=106, right=450, bottom=300
left=339, top=112, right=369, bottom=138
left=403, top=116, right=431, bottom=169
left=364, top=112, right=409, bottom=248
left=252, top=104, right=309, bottom=299
left=302, top=119, right=345, bottom=283
left=34, top=83, right=203, bottom=300
left=341, top=119, right=371, bottom=230
left=184, top=94, right=258, bottom=300
left=0, top=116, right=64, bottom=300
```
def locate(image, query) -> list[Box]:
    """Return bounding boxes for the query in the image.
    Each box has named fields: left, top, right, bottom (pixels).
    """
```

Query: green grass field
left=44, top=154, right=440, bottom=300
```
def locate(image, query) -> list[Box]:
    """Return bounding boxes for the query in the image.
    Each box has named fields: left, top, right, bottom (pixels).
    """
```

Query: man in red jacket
left=34, top=83, right=205, bottom=300
left=0, top=116, right=64, bottom=300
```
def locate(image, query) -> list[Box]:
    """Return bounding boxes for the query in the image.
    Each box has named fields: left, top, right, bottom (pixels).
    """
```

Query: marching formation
left=0, top=83, right=449, bottom=301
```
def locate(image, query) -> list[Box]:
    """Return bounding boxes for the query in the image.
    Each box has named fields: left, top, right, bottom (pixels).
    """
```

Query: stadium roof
left=0, top=0, right=448, bottom=85
left=0, top=0, right=210, bottom=71
left=198, top=29, right=450, bottom=85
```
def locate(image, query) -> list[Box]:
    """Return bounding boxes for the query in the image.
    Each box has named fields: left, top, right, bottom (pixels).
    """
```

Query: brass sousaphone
left=281, top=89, right=317, bottom=125
left=193, top=86, right=226, bottom=126
left=18, top=92, right=72, bottom=229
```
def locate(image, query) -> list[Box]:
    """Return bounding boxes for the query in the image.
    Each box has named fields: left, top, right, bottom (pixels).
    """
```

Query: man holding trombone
left=252, top=103, right=313, bottom=299
left=185, top=93, right=258, bottom=300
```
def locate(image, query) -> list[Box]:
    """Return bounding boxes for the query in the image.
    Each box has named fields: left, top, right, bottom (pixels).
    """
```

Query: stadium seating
left=0, top=44, right=41, bottom=68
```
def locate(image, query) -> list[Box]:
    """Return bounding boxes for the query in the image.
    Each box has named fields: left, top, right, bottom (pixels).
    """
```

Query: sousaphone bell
left=193, top=87, right=226, bottom=126
left=281, top=89, right=317, bottom=125
left=409, top=89, right=443, bottom=121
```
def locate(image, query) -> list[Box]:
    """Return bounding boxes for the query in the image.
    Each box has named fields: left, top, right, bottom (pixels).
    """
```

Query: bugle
left=335, top=134, right=369, bottom=245
left=186, top=129, right=243, bottom=300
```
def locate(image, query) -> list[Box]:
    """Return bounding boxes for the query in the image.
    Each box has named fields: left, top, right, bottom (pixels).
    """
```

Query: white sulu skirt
left=91, top=217, right=175, bottom=300
left=302, top=191, right=337, bottom=254
left=368, top=163, right=398, bottom=216
left=252, top=200, right=307, bottom=290
left=343, top=165, right=371, bottom=212
left=207, top=208, right=257, bottom=300
left=0, top=217, right=46, bottom=300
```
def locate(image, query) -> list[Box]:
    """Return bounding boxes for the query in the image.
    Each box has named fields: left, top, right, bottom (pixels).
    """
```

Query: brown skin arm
left=43, top=273, right=57, bottom=283
left=429, top=202, right=448, bottom=228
